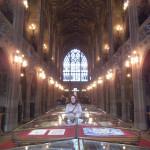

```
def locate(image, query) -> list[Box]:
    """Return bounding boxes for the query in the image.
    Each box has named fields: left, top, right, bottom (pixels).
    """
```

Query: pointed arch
left=63, top=49, right=88, bottom=82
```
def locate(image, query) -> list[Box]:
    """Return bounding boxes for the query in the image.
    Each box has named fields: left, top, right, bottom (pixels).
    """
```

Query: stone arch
left=142, top=49, right=150, bottom=128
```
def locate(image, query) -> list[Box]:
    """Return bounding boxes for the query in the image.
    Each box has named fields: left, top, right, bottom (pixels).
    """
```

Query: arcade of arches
left=0, top=0, right=150, bottom=132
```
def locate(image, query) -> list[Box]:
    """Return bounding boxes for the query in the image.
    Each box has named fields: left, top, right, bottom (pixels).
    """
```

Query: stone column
left=121, top=69, right=128, bottom=121
left=24, top=71, right=32, bottom=122
left=107, top=0, right=114, bottom=56
left=5, top=63, right=21, bottom=131
left=13, top=0, right=25, bottom=48
left=109, top=79, right=117, bottom=116
left=98, top=84, right=105, bottom=110
left=38, top=0, right=45, bottom=55
left=132, top=65, right=147, bottom=129
left=128, top=0, right=147, bottom=129
left=128, top=0, right=139, bottom=45
left=35, top=80, right=42, bottom=117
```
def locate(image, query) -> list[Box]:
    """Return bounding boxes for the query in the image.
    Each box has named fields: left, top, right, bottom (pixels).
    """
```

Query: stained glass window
left=63, top=49, right=88, bottom=82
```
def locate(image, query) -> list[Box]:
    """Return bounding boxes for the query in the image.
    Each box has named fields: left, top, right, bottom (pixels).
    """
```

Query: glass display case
left=9, top=140, right=149, bottom=150
left=11, top=105, right=141, bottom=148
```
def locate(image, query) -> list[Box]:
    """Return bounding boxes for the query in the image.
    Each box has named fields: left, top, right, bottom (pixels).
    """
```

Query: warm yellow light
left=115, top=24, right=123, bottom=32
left=22, top=59, right=28, bottom=67
left=29, top=23, right=36, bottom=31
left=23, top=0, right=29, bottom=9
left=43, top=43, right=48, bottom=50
left=133, top=50, right=137, bottom=55
left=126, top=73, right=131, bottom=78
left=16, top=50, right=20, bottom=54
left=87, top=86, right=90, bottom=91
left=64, top=89, right=69, bottom=92
left=130, top=55, right=139, bottom=65
left=39, top=69, right=46, bottom=80
left=48, top=77, right=55, bottom=85
left=55, top=82, right=59, bottom=88
left=20, top=73, right=24, bottom=77
left=125, top=60, right=130, bottom=68
left=97, top=56, right=100, bottom=61
left=51, top=57, right=54, bottom=61
left=14, top=55, right=23, bottom=64
left=104, top=44, right=110, bottom=50
left=97, top=77, right=103, bottom=84
left=92, top=81, right=97, bottom=88
left=123, top=0, right=129, bottom=11
left=106, top=70, right=113, bottom=80
left=61, top=86, right=64, bottom=91
left=82, top=89, right=87, bottom=92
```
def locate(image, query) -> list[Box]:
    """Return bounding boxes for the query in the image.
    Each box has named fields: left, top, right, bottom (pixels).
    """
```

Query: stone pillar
left=13, top=0, right=25, bottom=47
left=128, top=0, right=147, bottom=129
left=128, top=0, right=139, bottom=45
left=121, top=69, right=128, bottom=121
left=107, top=0, right=114, bottom=56
left=109, top=79, right=117, bottom=116
left=25, top=72, right=32, bottom=122
left=35, top=80, right=42, bottom=117
left=5, top=63, right=21, bottom=131
left=132, top=65, right=147, bottom=129
left=98, top=83, right=105, bottom=110
left=38, top=0, right=45, bottom=55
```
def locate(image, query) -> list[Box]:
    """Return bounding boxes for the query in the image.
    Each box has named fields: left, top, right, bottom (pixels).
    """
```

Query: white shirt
left=65, top=103, right=82, bottom=117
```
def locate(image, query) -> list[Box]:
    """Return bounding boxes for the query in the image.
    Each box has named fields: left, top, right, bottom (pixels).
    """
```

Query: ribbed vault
left=49, top=0, right=105, bottom=56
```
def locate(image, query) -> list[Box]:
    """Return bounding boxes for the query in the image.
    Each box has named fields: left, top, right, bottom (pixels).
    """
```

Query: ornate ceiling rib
left=49, top=0, right=105, bottom=54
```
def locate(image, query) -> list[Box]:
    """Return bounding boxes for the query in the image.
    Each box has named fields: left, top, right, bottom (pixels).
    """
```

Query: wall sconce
left=38, top=69, right=46, bottom=80
left=115, top=24, right=123, bottom=32
left=97, top=56, right=100, bottom=61
left=124, top=51, right=140, bottom=69
left=123, top=0, right=129, bottom=11
left=22, top=59, right=28, bottom=68
left=60, top=85, right=64, bottom=91
left=23, top=0, right=29, bottom=9
left=115, top=24, right=123, bottom=37
left=87, top=86, right=90, bottom=91
left=106, top=69, right=113, bottom=80
left=103, top=44, right=110, bottom=54
left=82, top=89, right=87, bottom=92
left=43, top=43, right=48, bottom=53
left=92, top=81, right=97, bottom=88
left=55, top=81, right=59, bottom=88
left=48, top=77, right=55, bottom=85
left=13, top=50, right=28, bottom=68
left=28, top=23, right=36, bottom=37
left=13, top=50, right=23, bottom=64
left=130, top=51, right=140, bottom=65
left=43, top=43, right=48, bottom=50
left=126, top=73, right=131, bottom=78
left=29, top=23, right=36, bottom=31
left=97, top=77, right=103, bottom=84
left=64, top=89, right=69, bottom=92
left=20, top=73, right=24, bottom=77
left=125, top=60, right=130, bottom=68
left=51, top=56, right=54, bottom=61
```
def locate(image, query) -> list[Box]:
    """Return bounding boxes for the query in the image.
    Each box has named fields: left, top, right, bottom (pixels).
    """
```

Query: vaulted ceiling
left=49, top=0, right=106, bottom=55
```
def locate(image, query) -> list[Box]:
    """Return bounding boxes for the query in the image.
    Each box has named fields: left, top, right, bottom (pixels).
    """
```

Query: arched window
left=63, top=49, right=88, bottom=82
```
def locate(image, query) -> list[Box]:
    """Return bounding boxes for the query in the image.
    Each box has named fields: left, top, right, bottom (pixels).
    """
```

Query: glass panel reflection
left=10, top=139, right=78, bottom=150
left=83, top=140, right=149, bottom=150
